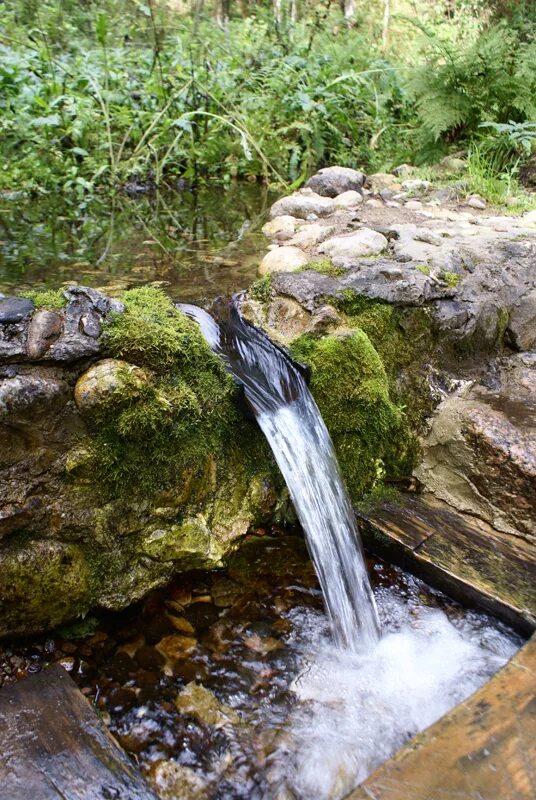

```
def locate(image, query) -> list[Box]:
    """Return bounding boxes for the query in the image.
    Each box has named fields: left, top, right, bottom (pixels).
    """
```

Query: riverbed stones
left=466, top=193, right=487, bottom=210
left=269, top=189, right=336, bottom=220
left=318, top=228, right=388, bottom=260
left=305, top=166, right=365, bottom=197
left=74, top=358, right=147, bottom=413
left=367, top=173, right=401, bottom=193
left=261, top=215, right=297, bottom=240
left=258, top=245, right=308, bottom=275
left=333, top=190, right=364, bottom=208
left=0, top=297, right=34, bottom=324
left=175, top=681, right=240, bottom=727
left=26, top=310, right=63, bottom=359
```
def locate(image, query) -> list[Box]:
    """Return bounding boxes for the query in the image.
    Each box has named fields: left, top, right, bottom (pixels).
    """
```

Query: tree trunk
left=344, top=0, right=355, bottom=21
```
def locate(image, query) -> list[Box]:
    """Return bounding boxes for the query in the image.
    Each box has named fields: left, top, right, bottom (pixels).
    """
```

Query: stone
left=26, top=310, right=64, bottom=359
left=466, top=194, right=487, bottom=210
left=523, top=209, right=536, bottom=227
left=0, top=539, right=91, bottom=637
left=508, top=289, right=536, bottom=351
left=74, top=359, right=147, bottom=413
left=404, top=200, right=423, bottom=210
left=392, top=163, right=415, bottom=177
left=261, top=215, right=297, bottom=240
left=288, top=223, right=332, bottom=249
left=438, top=155, right=467, bottom=174
left=305, top=165, right=365, bottom=197
left=156, top=634, right=197, bottom=662
left=149, top=761, right=211, bottom=800
left=367, top=173, right=400, bottom=193
left=333, top=190, right=363, bottom=208
left=0, top=373, right=68, bottom=423
left=269, top=189, right=336, bottom=220
left=366, top=198, right=384, bottom=208
left=415, top=370, right=536, bottom=543
left=258, top=245, right=308, bottom=276
left=175, top=681, right=240, bottom=727
left=401, top=179, right=432, bottom=194
left=318, top=228, right=388, bottom=260
left=0, top=297, right=34, bottom=324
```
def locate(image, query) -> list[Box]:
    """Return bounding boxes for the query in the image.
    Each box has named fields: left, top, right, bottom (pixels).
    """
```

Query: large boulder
left=0, top=287, right=281, bottom=637
left=305, top=166, right=365, bottom=198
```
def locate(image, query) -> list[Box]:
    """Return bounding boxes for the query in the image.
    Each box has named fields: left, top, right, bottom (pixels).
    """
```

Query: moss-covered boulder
left=0, top=286, right=281, bottom=637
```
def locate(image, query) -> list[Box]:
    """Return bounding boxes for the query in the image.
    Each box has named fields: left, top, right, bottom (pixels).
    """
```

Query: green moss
left=85, top=286, right=274, bottom=497
left=249, top=275, right=273, bottom=303
left=22, top=288, right=67, bottom=310
left=298, top=258, right=345, bottom=278
left=441, top=270, right=461, bottom=288
left=290, top=330, right=415, bottom=500
left=416, top=264, right=431, bottom=276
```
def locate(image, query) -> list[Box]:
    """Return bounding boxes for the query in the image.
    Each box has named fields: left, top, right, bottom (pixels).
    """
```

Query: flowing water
left=180, top=300, right=380, bottom=652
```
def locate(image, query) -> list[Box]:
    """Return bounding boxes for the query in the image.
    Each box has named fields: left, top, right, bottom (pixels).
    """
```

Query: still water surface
left=0, top=184, right=275, bottom=299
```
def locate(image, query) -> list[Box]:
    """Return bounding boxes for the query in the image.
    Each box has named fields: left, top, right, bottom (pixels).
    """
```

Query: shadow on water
left=0, top=183, right=276, bottom=300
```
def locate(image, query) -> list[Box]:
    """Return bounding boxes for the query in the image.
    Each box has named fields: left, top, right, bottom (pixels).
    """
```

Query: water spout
left=180, top=299, right=380, bottom=652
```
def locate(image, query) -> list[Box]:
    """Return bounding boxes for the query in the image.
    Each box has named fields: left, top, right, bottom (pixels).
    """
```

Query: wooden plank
left=357, top=493, right=536, bottom=635
left=0, top=664, right=158, bottom=800
left=346, top=634, right=536, bottom=800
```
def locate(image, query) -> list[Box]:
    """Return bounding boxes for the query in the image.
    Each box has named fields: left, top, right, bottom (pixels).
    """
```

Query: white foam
left=268, top=580, right=520, bottom=800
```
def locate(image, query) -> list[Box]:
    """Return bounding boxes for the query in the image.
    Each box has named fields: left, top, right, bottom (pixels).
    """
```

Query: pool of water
left=0, top=533, right=521, bottom=800
left=0, top=183, right=275, bottom=301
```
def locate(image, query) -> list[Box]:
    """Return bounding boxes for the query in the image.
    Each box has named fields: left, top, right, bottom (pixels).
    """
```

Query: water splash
left=180, top=300, right=380, bottom=652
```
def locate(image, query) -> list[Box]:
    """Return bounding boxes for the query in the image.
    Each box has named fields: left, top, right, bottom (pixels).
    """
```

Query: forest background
left=1, top=0, right=535, bottom=204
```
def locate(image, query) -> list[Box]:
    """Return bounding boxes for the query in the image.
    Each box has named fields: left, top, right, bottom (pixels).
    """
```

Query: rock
left=262, top=215, right=297, bottom=240
left=258, top=246, right=308, bottom=276
left=318, top=229, right=388, bottom=260
left=0, top=373, right=68, bottom=425
left=519, top=153, right=536, bottom=188
left=508, top=288, right=536, bottom=350
left=466, top=194, right=487, bottom=210
left=74, top=359, right=147, bottom=413
left=0, top=297, right=34, bottom=324
left=149, top=761, right=211, bottom=800
left=366, top=198, right=384, bottom=208
left=367, top=173, right=401, bottom=193
left=0, top=286, right=283, bottom=638
left=288, top=223, right=332, bottom=248
left=305, top=166, right=365, bottom=197
left=523, top=209, right=536, bottom=227
left=269, top=189, right=336, bottom=220
left=401, top=179, right=432, bottom=194
left=393, top=163, right=415, bottom=177
left=333, top=190, right=363, bottom=208
left=266, top=297, right=311, bottom=340
left=404, top=200, right=423, bottom=210
left=438, top=155, right=467, bottom=174
left=27, top=310, right=63, bottom=359
left=156, top=634, right=197, bottom=662
left=175, top=681, right=240, bottom=727
left=415, top=364, right=536, bottom=543
left=0, top=539, right=91, bottom=637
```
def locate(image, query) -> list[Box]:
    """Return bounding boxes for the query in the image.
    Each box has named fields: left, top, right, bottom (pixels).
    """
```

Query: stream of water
left=180, top=300, right=381, bottom=652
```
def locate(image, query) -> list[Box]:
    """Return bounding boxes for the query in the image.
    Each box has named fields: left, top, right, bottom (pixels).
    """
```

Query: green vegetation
left=441, top=271, right=461, bottom=288
left=299, top=259, right=345, bottom=278
left=22, top=288, right=68, bottom=310
left=249, top=275, right=274, bottom=303
left=86, top=287, right=247, bottom=494
left=290, top=329, right=414, bottom=500
left=0, top=1, right=534, bottom=200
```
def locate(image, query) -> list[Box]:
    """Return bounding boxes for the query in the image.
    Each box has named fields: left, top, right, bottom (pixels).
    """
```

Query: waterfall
left=179, top=300, right=380, bottom=652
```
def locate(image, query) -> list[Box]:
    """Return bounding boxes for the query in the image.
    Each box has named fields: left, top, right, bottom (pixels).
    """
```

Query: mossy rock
left=290, top=329, right=415, bottom=499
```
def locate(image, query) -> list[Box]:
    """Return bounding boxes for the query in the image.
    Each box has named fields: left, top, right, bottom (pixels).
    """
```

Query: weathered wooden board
left=346, top=634, right=536, bottom=800
left=0, top=664, right=158, bottom=800
left=357, top=492, right=536, bottom=635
